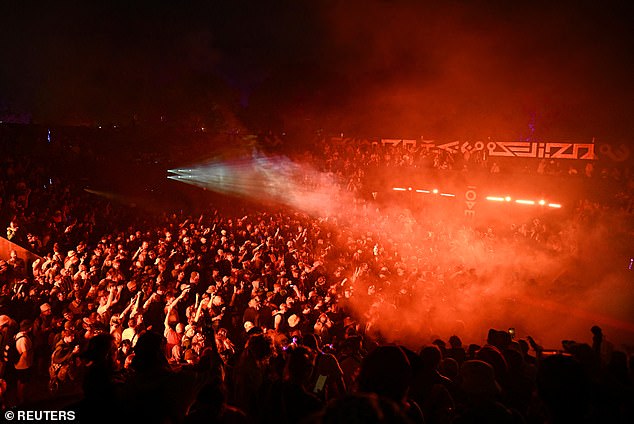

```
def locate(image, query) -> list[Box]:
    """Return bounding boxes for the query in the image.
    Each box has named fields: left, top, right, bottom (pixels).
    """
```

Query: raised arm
left=142, top=292, right=159, bottom=311
left=118, top=294, right=137, bottom=323
left=130, top=291, right=143, bottom=317
left=194, top=297, right=205, bottom=324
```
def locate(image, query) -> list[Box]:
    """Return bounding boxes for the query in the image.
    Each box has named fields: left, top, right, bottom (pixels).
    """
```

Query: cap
left=288, top=314, right=300, bottom=328
left=0, top=315, right=11, bottom=327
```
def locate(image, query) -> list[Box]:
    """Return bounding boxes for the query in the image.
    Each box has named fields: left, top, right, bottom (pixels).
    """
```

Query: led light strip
left=393, top=187, right=456, bottom=197
left=486, top=195, right=562, bottom=208
left=393, top=188, right=560, bottom=207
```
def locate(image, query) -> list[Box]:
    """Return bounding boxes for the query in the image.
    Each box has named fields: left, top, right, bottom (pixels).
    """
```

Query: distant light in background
left=486, top=195, right=562, bottom=208
left=394, top=187, right=454, bottom=197
left=47, top=128, right=51, bottom=143
left=168, top=152, right=342, bottom=216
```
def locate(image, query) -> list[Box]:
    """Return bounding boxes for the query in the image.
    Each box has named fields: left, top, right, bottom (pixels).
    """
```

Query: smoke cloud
left=170, top=148, right=634, bottom=351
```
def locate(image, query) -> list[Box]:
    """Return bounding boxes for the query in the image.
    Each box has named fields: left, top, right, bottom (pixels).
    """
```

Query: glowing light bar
left=393, top=187, right=407, bottom=191
left=432, top=189, right=439, bottom=194
left=416, top=189, right=430, bottom=193
left=440, top=193, right=455, bottom=197
left=484, top=195, right=562, bottom=208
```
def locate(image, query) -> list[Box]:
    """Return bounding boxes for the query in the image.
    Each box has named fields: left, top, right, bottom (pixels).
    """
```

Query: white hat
left=0, top=315, right=11, bottom=327
left=288, top=314, right=300, bottom=328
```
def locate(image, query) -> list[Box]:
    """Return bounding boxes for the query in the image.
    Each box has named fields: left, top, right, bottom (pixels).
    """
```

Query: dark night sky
left=1, top=0, right=633, bottom=142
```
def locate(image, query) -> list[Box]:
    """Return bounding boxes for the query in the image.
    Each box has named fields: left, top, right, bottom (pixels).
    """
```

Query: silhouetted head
left=284, top=345, right=315, bottom=386
left=420, top=345, right=442, bottom=370
left=590, top=326, right=602, bottom=336
left=487, top=329, right=511, bottom=350
left=302, top=333, right=321, bottom=352
left=82, top=333, right=115, bottom=365
left=358, top=345, right=412, bottom=403
left=432, top=339, right=446, bottom=354
left=460, top=360, right=501, bottom=397
left=131, top=331, right=168, bottom=373
left=449, top=335, right=462, bottom=348
left=467, top=344, right=481, bottom=359
left=475, top=345, right=508, bottom=382
left=246, top=333, right=272, bottom=361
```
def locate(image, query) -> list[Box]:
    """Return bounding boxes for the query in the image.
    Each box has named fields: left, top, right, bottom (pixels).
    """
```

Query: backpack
left=5, top=334, right=26, bottom=366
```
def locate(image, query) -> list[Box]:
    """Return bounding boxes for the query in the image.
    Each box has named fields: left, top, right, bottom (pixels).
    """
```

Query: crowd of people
left=309, top=137, right=633, bottom=179
left=300, top=137, right=634, bottom=213
left=0, top=127, right=632, bottom=423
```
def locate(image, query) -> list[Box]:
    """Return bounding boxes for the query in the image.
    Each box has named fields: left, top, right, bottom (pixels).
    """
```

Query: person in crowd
left=48, top=329, right=80, bottom=393
left=13, top=319, right=34, bottom=405
left=260, top=345, right=324, bottom=423
left=446, top=335, right=467, bottom=365
left=453, top=360, right=522, bottom=423
left=32, top=302, right=54, bottom=377
left=233, top=332, right=273, bottom=416
left=410, top=345, right=456, bottom=424
left=303, top=333, right=346, bottom=402
left=0, top=315, right=16, bottom=380
left=77, top=333, right=119, bottom=423
left=357, top=345, right=424, bottom=423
